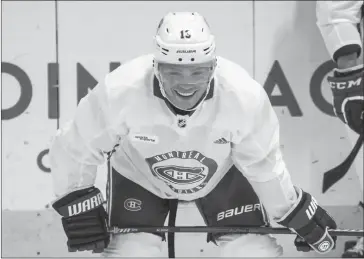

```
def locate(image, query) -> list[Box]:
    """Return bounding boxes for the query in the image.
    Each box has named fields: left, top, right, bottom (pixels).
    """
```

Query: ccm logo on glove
left=329, top=77, right=362, bottom=90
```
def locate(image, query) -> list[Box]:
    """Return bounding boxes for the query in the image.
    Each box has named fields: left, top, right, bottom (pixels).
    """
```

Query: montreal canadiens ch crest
left=145, top=150, right=218, bottom=194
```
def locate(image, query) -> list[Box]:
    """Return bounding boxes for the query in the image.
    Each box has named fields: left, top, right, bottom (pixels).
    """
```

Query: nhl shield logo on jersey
left=177, top=118, right=187, bottom=128
left=146, top=150, right=218, bottom=194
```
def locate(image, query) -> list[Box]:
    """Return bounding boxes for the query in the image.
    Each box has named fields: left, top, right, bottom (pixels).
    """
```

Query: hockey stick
left=167, top=200, right=178, bottom=258
left=109, top=226, right=364, bottom=237
left=322, top=133, right=363, bottom=193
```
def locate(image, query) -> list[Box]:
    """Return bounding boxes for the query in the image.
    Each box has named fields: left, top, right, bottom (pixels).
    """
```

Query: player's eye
left=191, top=71, right=205, bottom=76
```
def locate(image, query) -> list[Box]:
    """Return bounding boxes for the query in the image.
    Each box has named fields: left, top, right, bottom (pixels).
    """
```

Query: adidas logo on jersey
left=214, top=137, right=229, bottom=144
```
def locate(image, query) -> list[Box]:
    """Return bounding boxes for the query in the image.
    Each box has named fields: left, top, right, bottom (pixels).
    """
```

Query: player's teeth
left=177, top=91, right=195, bottom=96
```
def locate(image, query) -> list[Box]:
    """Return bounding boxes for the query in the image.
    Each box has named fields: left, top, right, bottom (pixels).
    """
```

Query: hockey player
left=316, top=1, right=364, bottom=258
left=50, top=12, right=337, bottom=257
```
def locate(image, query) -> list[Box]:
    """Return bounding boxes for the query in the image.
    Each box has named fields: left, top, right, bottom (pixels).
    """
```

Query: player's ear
left=211, top=57, right=217, bottom=71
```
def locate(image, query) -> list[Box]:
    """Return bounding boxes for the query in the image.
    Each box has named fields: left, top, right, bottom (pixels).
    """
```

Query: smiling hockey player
left=50, top=12, right=337, bottom=257
left=316, top=1, right=364, bottom=258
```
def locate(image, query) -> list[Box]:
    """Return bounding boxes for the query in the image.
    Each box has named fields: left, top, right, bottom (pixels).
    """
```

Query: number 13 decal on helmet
left=180, top=30, right=191, bottom=39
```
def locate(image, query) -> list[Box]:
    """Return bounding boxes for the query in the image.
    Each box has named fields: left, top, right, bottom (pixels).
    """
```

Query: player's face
left=158, top=61, right=214, bottom=110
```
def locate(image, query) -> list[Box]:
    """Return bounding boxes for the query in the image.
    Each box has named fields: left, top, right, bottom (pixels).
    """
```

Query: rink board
left=1, top=1, right=58, bottom=210
left=2, top=1, right=363, bottom=257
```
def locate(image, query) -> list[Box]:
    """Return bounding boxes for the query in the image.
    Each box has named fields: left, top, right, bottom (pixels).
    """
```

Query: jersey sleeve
left=231, top=82, right=298, bottom=220
left=49, top=78, right=119, bottom=199
left=316, top=1, right=363, bottom=61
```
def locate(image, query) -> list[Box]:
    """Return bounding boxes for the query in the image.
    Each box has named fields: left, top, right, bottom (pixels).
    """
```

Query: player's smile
left=174, top=89, right=197, bottom=97
left=174, top=83, right=199, bottom=98
left=168, top=82, right=207, bottom=110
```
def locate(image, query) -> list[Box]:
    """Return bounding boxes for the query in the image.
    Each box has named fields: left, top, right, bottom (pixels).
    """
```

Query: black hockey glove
left=276, top=188, right=337, bottom=254
left=52, top=187, right=110, bottom=253
left=327, top=65, right=364, bottom=135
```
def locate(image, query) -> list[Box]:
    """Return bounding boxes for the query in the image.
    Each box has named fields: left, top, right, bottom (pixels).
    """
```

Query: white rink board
left=2, top=1, right=57, bottom=210
left=254, top=1, right=362, bottom=205
left=1, top=1, right=363, bottom=257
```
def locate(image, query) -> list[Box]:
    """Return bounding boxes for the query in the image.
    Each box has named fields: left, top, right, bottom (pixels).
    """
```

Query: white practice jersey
left=316, top=1, right=364, bottom=60
left=49, top=54, right=298, bottom=220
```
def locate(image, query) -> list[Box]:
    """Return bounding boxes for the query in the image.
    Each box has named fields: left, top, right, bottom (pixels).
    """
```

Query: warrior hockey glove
left=276, top=187, right=337, bottom=254
left=327, top=65, right=364, bottom=135
left=52, top=187, right=110, bottom=253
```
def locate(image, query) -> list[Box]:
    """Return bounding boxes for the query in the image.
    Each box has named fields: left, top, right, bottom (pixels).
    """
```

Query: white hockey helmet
left=154, top=12, right=216, bottom=65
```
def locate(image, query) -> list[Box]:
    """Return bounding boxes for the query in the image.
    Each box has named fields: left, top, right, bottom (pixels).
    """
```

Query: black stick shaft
left=109, top=226, right=364, bottom=237
left=322, top=134, right=364, bottom=193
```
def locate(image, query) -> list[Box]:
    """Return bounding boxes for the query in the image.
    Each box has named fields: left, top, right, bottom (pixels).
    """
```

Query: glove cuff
left=275, top=187, right=306, bottom=228
left=276, top=188, right=324, bottom=234
left=334, top=64, right=364, bottom=75
left=52, top=187, right=105, bottom=217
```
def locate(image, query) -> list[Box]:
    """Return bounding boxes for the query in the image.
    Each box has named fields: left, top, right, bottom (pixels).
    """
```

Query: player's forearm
left=49, top=127, right=101, bottom=198
left=316, top=1, right=363, bottom=61
left=318, top=22, right=362, bottom=61
left=249, top=166, right=298, bottom=220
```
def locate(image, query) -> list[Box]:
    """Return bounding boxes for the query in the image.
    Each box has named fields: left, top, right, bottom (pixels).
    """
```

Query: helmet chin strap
left=153, top=59, right=216, bottom=112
